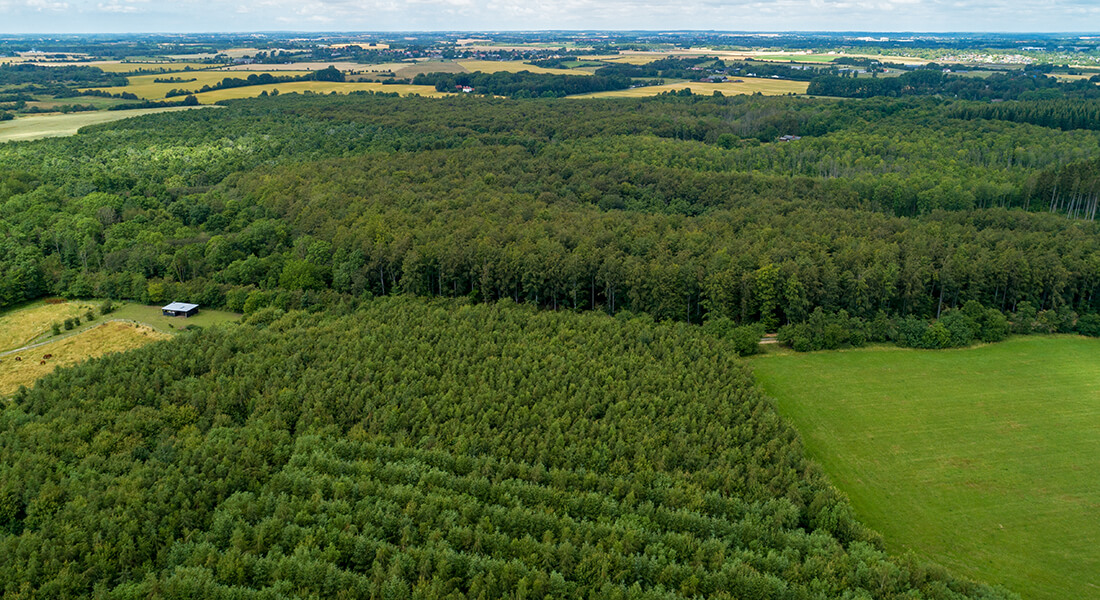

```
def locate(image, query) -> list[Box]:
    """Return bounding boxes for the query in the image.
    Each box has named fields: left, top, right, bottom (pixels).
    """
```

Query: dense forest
left=1, top=93, right=1099, bottom=337
left=0, top=297, right=1017, bottom=598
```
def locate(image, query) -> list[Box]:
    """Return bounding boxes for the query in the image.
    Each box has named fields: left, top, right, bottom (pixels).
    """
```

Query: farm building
left=162, top=302, right=199, bottom=317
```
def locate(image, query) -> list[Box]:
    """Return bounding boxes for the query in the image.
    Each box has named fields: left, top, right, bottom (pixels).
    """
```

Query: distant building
left=778, top=135, right=802, bottom=142
left=162, top=302, right=199, bottom=317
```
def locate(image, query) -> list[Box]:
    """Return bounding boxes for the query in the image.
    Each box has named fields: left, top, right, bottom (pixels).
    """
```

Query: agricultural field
left=0, top=300, right=96, bottom=352
left=92, top=62, right=217, bottom=74
left=751, top=336, right=1100, bottom=600
left=189, top=81, right=449, bottom=102
left=0, top=321, right=168, bottom=397
left=456, top=59, right=590, bottom=75
left=85, top=70, right=314, bottom=100
left=0, top=106, right=215, bottom=143
left=572, top=77, right=809, bottom=98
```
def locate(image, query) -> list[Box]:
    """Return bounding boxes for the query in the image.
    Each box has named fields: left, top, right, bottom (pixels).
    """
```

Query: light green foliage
left=0, top=297, right=1012, bottom=599
left=753, top=336, right=1100, bottom=600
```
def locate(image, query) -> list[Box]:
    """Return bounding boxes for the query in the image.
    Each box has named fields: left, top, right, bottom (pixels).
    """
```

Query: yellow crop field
left=598, top=54, right=663, bottom=65
left=189, top=81, right=450, bottom=103
left=0, top=321, right=169, bottom=397
left=572, top=77, right=809, bottom=98
left=0, top=300, right=96, bottom=352
left=87, top=70, right=314, bottom=100
left=0, top=106, right=217, bottom=143
left=457, top=60, right=590, bottom=76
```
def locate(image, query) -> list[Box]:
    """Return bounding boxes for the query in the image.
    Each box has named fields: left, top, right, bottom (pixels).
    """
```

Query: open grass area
left=751, top=336, right=1100, bottom=600
left=0, top=106, right=217, bottom=143
left=108, top=302, right=240, bottom=333
left=456, top=60, right=590, bottom=76
left=0, top=300, right=97, bottom=352
left=572, top=77, right=808, bottom=98
left=0, top=321, right=169, bottom=398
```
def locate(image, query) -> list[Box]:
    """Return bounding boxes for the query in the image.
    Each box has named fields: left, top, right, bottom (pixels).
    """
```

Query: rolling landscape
left=1, top=18, right=1099, bottom=600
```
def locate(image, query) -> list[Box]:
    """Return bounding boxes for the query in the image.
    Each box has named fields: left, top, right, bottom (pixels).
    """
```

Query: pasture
left=0, top=321, right=169, bottom=397
left=0, top=300, right=97, bottom=352
left=0, top=106, right=216, bottom=143
left=751, top=336, right=1100, bottom=600
left=572, top=77, right=809, bottom=98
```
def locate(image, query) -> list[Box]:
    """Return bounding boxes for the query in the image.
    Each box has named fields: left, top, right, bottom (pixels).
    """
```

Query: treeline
left=808, top=68, right=1100, bottom=101
left=0, top=63, right=127, bottom=89
left=594, top=56, right=828, bottom=82
left=412, top=70, right=634, bottom=97
left=0, top=297, right=1016, bottom=599
left=107, top=94, right=200, bottom=110
left=951, top=98, right=1100, bottom=131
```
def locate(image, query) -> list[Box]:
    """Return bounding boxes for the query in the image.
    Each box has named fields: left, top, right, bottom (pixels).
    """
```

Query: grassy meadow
left=0, top=106, right=217, bottom=143
left=0, top=300, right=97, bottom=351
left=751, top=336, right=1100, bottom=600
left=573, top=77, right=809, bottom=98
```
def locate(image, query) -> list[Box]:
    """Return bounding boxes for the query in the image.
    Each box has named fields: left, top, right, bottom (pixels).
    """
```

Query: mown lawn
left=751, top=336, right=1100, bottom=600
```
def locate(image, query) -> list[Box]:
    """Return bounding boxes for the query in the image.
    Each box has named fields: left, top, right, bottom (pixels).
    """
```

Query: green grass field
left=109, top=302, right=240, bottom=333
left=0, top=106, right=217, bottom=143
left=751, top=336, right=1100, bottom=600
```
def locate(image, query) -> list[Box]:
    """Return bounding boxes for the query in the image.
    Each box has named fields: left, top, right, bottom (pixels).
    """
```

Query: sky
left=1, top=0, right=1098, bottom=34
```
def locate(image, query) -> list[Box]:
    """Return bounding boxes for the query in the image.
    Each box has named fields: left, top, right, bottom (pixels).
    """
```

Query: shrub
left=1077, top=313, right=1100, bottom=337
left=51, top=322, right=61, bottom=336
left=99, top=300, right=115, bottom=315
left=63, top=318, right=74, bottom=330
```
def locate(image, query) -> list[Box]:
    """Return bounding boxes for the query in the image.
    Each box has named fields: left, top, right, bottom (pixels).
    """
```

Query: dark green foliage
left=62, top=317, right=74, bottom=330
left=778, top=308, right=868, bottom=352
left=1077, top=313, right=1100, bottom=336
left=413, top=70, right=633, bottom=97
left=99, top=299, right=115, bottom=315
left=702, top=317, right=764, bottom=356
left=50, top=322, right=60, bottom=336
left=0, top=297, right=1014, bottom=599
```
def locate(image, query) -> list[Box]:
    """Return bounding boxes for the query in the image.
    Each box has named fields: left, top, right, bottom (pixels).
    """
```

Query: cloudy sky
left=1, top=0, right=1098, bottom=33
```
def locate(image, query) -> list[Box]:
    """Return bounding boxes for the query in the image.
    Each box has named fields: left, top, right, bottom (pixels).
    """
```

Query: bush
left=778, top=308, right=868, bottom=352
left=51, top=322, right=61, bottom=336
left=63, top=318, right=74, bottom=330
left=85, top=310, right=95, bottom=322
left=1077, top=313, right=1100, bottom=337
left=99, top=300, right=115, bottom=315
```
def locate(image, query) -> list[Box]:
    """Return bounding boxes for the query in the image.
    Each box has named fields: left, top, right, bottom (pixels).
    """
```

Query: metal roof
left=162, top=302, right=199, bottom=312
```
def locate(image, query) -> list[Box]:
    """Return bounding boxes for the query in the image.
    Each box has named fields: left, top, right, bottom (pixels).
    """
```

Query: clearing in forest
left=751, top=336, right=1100, bottom=600
left=0, top=321, right=169, bottom=397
